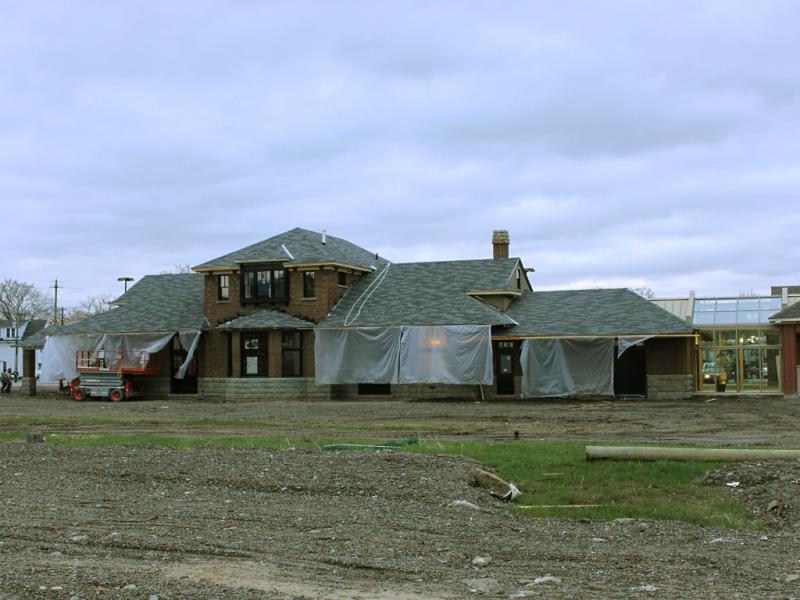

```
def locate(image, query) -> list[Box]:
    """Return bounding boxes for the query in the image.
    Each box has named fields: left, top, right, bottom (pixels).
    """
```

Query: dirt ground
left=2, top=391, right=800, bottom=598
left=2, top=389, right=800, bottom=446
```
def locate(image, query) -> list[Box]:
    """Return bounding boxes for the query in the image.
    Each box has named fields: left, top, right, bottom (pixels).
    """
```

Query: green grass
left=410, top=440, right=753, bottom=529
left=0, top=432, right=752, bottom=529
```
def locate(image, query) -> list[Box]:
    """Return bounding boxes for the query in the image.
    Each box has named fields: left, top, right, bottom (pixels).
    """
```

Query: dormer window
left=241, top=264, right=288, bottom=303
left=516, top=269, right=521, bottom=290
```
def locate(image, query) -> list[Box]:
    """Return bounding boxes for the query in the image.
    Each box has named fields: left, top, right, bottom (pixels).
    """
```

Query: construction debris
left=471, top=468, right=521, bottom=502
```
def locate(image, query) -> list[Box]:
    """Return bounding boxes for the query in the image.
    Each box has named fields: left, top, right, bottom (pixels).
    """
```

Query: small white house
left=0, top=320, right=47, bottom=376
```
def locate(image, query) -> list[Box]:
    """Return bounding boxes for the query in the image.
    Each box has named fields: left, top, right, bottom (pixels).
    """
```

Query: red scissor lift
left=68, top=350, right=159, bottom=401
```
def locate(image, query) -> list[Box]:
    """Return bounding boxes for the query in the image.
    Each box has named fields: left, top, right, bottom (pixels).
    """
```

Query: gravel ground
left=3, top=392, right=800, bottom=446
left=2, top=443, right=800, bottom=599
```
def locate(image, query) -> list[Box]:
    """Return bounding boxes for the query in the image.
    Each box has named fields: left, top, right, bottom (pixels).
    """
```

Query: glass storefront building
left=694, top=297, right=783, bottom=393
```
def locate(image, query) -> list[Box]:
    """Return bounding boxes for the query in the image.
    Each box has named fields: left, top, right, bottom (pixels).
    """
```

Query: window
left=218, top=274, right=230, bottom=301
left=241, top=334, right=268, bottom=376
left=338, top=271, right=347, bottom=287
left=515, top=269, right=521, bottom=290
left=303, top=271, right=316, bottom=298
left=241, top=264, right=288, bottom=303
left=282, top=331, right=302, bottom=377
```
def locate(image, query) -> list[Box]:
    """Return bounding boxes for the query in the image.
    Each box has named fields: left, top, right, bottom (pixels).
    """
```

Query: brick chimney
left=492, top=230, right=509, bottom=259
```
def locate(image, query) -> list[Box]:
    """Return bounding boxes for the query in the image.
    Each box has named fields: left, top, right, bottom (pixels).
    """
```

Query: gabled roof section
left=770, top=301, right=800, bottom=322
left=193, top=227, right=389, bottom=272
left=22, top=325, right=61, bottom=349
left=503, top=288, right=695, bottom=337
left=21, top=319, right=48, bottom=340
left=218, top=310, right=314, bottom=331
left=50, top=274, right=210, bottom=336
left=320, top=259, right=521, bottom=328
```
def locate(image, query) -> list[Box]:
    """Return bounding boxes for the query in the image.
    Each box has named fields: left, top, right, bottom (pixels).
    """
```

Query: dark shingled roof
left=219, top=310, right=313, bottom=330
left=320, top=259, right=521, bottom=328
left=502, top=288, right=695, bottom=337
left=770, top=301, right=800, bottom=322
left=21, top=319, right=48, bottom=340
left=47, top=274, right=209, bottom=336
left=193, top=227, right=389, bottom=272
left=22, top=325, right=60, bottom=349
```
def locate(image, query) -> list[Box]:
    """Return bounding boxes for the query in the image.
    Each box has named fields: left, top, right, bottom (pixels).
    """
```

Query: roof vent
left=321, top=230, right=327, bottom=245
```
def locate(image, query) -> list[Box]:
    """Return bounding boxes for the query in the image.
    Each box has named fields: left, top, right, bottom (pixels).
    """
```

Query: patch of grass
left=410, top=440, right=753, bottom=529
left=0, top=432, right=752, bottom=529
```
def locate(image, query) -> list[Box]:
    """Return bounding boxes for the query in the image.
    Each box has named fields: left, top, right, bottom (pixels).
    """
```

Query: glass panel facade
left=698, top=326, right=782, bottom=393
left=695, top=299, right=716, bottom=312
left=692, top=296, right=783, bottom=327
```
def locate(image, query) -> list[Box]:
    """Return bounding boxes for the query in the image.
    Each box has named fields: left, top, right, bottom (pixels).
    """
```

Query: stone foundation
left=139, top=378, right=173, bottom=400
left=199, top=377, right=332, bottom=402
left=647, top=374, right=694, bottom=400
left=333, top=383, right=492, bottom=401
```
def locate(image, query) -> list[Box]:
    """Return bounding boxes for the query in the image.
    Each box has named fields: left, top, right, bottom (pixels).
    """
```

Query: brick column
left=782, top=324, right=798, bottom=395
left=268, top=330, right=283, bottom=377
left=21, top=347, right=37, bottom=396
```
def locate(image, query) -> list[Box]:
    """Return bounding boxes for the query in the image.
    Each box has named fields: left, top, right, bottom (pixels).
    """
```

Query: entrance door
left=171, top=337, right=198, bottom=394
left=614, top=344, right=646, bottom=396
left=495, top=341, right=515, bottom=395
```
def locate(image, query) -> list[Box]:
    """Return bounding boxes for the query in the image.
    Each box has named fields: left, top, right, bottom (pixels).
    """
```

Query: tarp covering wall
left=520, top=338, right=615, bottom=397
left=314, top=327, right=402, bottom=384
left=315, top=325, right=493, bottom=385
left=40, top=332, right=200, bottom=382
left=399, top=326, right=493, bottom=384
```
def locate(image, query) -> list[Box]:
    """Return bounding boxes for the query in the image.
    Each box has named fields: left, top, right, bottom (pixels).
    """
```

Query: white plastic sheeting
left=399, top=326, right=493, bottom=384
left=40, top=334, right=102, bottom=383
left=314, top=327, right=401, bottom=384
left=617, top=336, right=652, bottom=358
left=315, top=325, right=493, bottom=385
left=176, top=332, right=202, bottom=379
left=39, top=332, right=200, bottom=382
left=520, top=338, right=615, bottom=398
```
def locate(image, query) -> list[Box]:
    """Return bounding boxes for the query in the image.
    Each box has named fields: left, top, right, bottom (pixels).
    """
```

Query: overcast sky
left=2, top=1, right=799, bottom=310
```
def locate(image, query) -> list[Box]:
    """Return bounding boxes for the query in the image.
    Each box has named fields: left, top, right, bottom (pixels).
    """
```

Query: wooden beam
left=586, top=445, right=800, bottom=462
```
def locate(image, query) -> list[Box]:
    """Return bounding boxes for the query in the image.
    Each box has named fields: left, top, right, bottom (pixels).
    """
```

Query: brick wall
left=781, top=324, right=798, bottom=395
left=645, top=337, right=695, bottom=399
left=287, top=269, right=350, bottom=322
left=203, top=272, right=242, bottom=324
left=302, top=331, right=315, bottom=377
left=202, top=330, right=228, bottom=377
left=268, top=330, right=282, bottom=377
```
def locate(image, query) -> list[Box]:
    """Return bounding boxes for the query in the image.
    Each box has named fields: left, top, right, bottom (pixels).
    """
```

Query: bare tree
left=0, top=279, right=50, bottom=321
left=160, top=264, right=192, bottom=274
left=66, top=293, right=114, bottom=323
left=631, top=286, right=655, bottom=300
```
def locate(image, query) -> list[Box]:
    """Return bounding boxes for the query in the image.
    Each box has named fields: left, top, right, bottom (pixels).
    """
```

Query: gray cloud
left=2, top=0, right=799, bottom=308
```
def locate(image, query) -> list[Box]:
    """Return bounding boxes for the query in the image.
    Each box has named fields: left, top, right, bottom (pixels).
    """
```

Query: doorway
left=495, top=341, right=516, bottom=395
left=170, top=336, right=198, bottom=394
left=614, top=343, right=646, bottom=396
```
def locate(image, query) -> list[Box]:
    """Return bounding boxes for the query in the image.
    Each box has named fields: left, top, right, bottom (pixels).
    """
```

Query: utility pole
left=52, top=279, right=59, bottom=324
